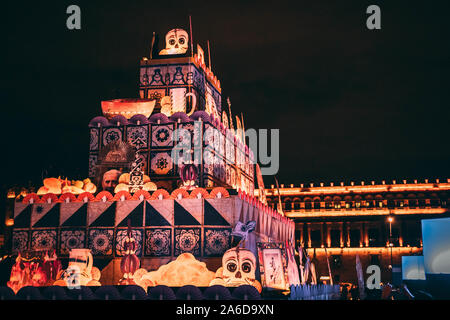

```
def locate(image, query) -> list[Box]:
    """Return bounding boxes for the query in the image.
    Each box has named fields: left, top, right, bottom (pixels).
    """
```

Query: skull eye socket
left=226, top=262, right=237, bottom=273
left=178, top=38, right=185, bottom=45
left=169, top=39, right=176, bottom=46
left=242, top=262, right=252, bottom=273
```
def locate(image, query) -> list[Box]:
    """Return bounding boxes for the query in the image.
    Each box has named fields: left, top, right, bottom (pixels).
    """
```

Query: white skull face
left=222, top=247, right=257, bottom=286
left=160, top=29, right=189, bottom=55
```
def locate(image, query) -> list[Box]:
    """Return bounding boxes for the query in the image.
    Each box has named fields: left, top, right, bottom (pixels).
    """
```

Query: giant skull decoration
left=209, top=247, right=262, bottom=292
left=159, top=29, right=189, bottom=55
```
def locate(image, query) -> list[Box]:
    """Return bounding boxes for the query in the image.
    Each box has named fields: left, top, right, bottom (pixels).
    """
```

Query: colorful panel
left=179, top=122, right=202, bottom=147
left=13, top=204, right=31, bottom=228
left=32, top=203, right=60, bottom=228
left=12, top=230, right=29, bottom=253
left=115, top=229, right=143, bottom=256
left=203, top=149, right=214, bottom=175
left=116, top=200, right=144, bottom=227
left=88, top=154, right=98, bottom=178
left=170, top=67, right=187, bottom=85
left=151, top=124, right=173, bottom=148
left=204, top=228, right=231, bottom=257
left=203, top=123, right=214, bottom=148
left=127, top=125, right=149, bottom=149
left=145, top=201, right=172, bottom=226
left=90, top=128, right=100, bottom=151
left=148, top=68, right=165, bottom=86
left=61, top=203, right=87, bottom=227
left=145, top=228, right=172, bottom=257
left=150, top=151, right=173, bottom=175
left=31, top=230, right=57, bottom=250
left=174, top=228, right=201, bottom=257
left=88, top=202, right=116, bottom=227
left=204, top=200, right=230, bottom=226
left=102, top=127, right=123, bottom=146
left=88, top=228, right=114, bottom=256
left=60, top=229, right=86, bottom=255
left=174, top=201, right=201, bottom=225
left=147, top=89, right=166, bottom=101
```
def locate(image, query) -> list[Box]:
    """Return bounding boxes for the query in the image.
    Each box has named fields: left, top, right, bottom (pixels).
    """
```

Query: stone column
left=307, top=223, right=312, bottom=248
left=346, top=222, right=351, bottom=247
left=359, top=222, right=364, bottom=247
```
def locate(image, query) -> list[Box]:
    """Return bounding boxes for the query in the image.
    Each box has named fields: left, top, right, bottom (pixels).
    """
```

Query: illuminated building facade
left=262, top=179, right=450, bottom=283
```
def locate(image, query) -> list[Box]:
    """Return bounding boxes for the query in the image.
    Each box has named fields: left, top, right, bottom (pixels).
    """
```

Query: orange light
left=387, top=216, right=394, bottom=223
left=5, top=219, right=14, bottom=227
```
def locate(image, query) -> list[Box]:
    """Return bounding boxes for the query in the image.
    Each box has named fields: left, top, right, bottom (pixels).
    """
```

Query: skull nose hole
left=236, top=271, right=242, bottom=278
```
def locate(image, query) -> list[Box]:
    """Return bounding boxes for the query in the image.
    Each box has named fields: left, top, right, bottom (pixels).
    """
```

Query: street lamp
left=387, top=215, right=394, bottom=282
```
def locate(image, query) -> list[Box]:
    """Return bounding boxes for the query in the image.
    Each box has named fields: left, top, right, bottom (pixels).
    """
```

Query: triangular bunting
left=267, top=216, right=272, bottom=239
left=89, top=202, right=116, bottom=227
left=61, top=203, right=87, bottom=227
left=247, top=204, right=254, bottom=222
left=145, top=201, right=171, bottom=226
left=174, top=200, right=200, bottom=225
left=13, top=204, right=31, bottom=228
left=204, top=200, right=230, bottom=226
left=239, top=199, right=248, bottom=223
left=117, top=201, right=144, bottom=227
left=234, top=198, right=244, bottom=222
left=272, top=219, right=278, bottom=240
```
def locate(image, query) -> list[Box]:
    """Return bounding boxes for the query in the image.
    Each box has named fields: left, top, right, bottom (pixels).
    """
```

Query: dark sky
left=1, top=0, right=449, bottom=189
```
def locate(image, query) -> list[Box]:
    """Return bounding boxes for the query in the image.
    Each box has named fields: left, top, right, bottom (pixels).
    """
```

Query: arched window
left=304, top=197, right=312, bottom=210
left=344, top=195, right=353, bottom=209
left=418, top=193, right=426, bottom=208
left=364, top=195, right=374, bottom=208
left=430, top=193, right=440, bottom=207
left=354, top=195, right=362, bottom=208
left=313, top=197, right=321, bottom=209
left=375, top=195, right=383, bottom=208
left=333, top=196, right=342, bottom=209
left=293, top=198, right=301, bottom=210
left=324, top=196, right=333, bottom=209
left=284, top=198, right=292, bottom=211
left=407, top=194, right=418, bottom=208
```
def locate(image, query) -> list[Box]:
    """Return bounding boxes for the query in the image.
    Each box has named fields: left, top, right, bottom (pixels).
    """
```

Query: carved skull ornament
left=159, top=29, right=189, bottom=55
left=222, top=247, right=256, bottom=286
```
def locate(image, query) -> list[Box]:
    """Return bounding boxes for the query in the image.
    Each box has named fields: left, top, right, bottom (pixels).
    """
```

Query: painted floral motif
left=31, top=230, right=57, bottom=250
left=88, top=229, right=113, bottom=256
left=145, top=229, right=171, bottom=256
left=103, top=128, right=122, bottom=146
left=116, top=229, right=143, bottom=256
left=175, top=228, right=200, bottom=256
left=204, top=228, right=231, bottom=257
left=127, top=126, right=148, bottom=149
left=150, top=152, right=173, bottom=175
left=151, top=125, right=173, bottom=147
left=60, top=229, right=85, bottom=255
left=12, top=231, right=28, bottom=253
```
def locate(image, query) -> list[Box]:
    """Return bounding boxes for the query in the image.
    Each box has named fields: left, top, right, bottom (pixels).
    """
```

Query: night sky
left=1, top=0, right=449, bottom=190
